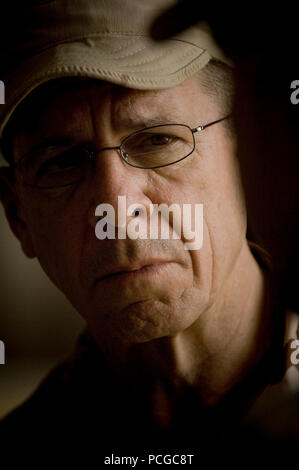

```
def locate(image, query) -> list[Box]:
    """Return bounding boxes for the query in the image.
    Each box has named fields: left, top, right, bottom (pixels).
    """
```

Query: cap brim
left=0, top=27, right=232, bottom=138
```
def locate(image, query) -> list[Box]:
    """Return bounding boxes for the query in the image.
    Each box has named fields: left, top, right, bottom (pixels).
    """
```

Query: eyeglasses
left=11, top=115, right=231, bottom=189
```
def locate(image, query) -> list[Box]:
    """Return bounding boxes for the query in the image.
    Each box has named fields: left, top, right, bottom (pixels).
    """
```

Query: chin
left=84, top=289, right=211, bottom=348
left=109, top=298, right=203, bottom=344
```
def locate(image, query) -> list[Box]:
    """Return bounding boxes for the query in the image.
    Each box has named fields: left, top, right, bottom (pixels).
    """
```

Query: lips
left=99, top=260, right=171, bottom=281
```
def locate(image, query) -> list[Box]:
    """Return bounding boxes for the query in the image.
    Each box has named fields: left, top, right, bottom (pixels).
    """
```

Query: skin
left=152, top=2, right=299, bottom=313
left=0, top=74, right=273, bottom=427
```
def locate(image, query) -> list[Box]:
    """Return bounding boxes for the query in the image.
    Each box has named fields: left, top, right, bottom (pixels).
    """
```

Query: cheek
left=22, top=189, right=89, bottom=296
left=199, top=165, right=246, bottom=291
left=140, top=175, right=214, bottom=295
left=171, top=142, right=247, bottom=292
left=197, top=133, right=246, bottom=231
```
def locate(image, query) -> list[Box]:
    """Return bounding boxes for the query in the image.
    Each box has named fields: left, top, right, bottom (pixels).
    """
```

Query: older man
left=0, top=0, right=297, bottom=463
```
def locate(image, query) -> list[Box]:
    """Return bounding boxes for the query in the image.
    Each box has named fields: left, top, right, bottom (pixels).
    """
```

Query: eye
left=37, top=146, right=90, bottom=175
left=148, top=134, right=173, bottom=146
left=125, top=132, right=176, bottom=154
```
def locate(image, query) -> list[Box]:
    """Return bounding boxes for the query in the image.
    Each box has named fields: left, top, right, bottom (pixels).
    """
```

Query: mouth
left=100, top=260, right=173, bottom=283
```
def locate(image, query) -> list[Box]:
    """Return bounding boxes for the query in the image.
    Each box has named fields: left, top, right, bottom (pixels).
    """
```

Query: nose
left=87, top=147, right=153, bottom=230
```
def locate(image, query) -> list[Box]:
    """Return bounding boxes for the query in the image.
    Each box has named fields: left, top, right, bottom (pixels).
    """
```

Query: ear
left=0, top=166, right=36, bottom=258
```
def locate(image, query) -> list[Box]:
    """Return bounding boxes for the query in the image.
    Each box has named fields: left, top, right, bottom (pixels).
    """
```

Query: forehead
left=10, top=75, right=213, bottom=157
left=15, top=75, right=207, bottom=123
left=25, top=79, right=178, bottom=128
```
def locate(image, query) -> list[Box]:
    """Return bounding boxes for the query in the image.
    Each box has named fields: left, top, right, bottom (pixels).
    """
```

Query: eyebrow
left=116, top=116, right=180, bottom=131
left=23, top=115, right=180, bottom=157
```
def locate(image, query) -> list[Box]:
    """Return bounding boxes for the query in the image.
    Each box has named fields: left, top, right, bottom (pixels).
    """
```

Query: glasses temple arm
left=192, top=114, right=232, bottom=133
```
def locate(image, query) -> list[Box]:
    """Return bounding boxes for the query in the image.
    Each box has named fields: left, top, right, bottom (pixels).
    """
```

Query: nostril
left=132, top=207, right=143, bottom=217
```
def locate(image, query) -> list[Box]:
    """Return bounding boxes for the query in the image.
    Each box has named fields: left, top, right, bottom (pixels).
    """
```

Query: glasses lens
left=121, top=124, right=195, bottom=168
left=20, top=146, right=91, bottom=188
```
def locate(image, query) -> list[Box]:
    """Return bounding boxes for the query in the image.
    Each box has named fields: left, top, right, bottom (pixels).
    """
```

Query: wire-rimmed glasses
left=11, top=115, right=231, bottom=189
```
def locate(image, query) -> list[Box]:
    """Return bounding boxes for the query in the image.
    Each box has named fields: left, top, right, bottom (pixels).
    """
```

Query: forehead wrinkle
left=110, top=90, right=183, bottom=131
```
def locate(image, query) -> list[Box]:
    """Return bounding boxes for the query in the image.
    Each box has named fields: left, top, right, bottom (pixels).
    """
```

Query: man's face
left=7, top=74, right=246, bottom=349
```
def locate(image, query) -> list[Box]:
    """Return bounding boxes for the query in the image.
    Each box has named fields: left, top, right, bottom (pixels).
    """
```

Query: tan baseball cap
left=0, top=0, right=232, bottom=139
